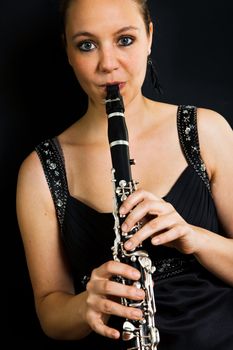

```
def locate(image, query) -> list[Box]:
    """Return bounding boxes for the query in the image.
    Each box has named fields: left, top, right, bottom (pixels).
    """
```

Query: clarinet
left=105, top=84, right=160, bottom=350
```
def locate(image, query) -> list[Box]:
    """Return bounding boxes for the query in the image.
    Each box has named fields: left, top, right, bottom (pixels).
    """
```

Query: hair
left=59, top=0, right=152, bottom=40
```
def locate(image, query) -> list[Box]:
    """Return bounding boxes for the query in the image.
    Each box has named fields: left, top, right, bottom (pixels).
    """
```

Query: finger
left=124, top=211, right=177, bottom=251
left=152, top=224, right=196, bottom=254
left=91, top=260, right=141, bottom=280
left=91, top=296, right=143, bottom=320
left=87, top=279, right=145, bottom=300
left=87, top=311, right=120, bottom=339
left=151, top=224, right=190, bottom=246
left=121, top=199, right=174, bottom=233
left=120, top=189, right=159, bottom=215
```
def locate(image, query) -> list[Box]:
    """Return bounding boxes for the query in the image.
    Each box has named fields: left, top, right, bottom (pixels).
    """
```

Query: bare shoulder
left=197, top=107, right=232, bottom=138
left=197, top=107, right=233, bottom=154
left=196, top=107, right=233, bottom=177
left=17, top=150, right=45, bottom=187
left=17, top=149, right=52, bottom=212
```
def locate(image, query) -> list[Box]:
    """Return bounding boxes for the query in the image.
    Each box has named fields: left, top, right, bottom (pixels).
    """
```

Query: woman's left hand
left=120, top=189, right=199, bottom=255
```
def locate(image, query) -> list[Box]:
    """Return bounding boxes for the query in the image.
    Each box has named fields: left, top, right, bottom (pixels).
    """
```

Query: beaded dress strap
left=35, top=138, right=69, bottom=229
left=177, top=105, right=211, bottom=192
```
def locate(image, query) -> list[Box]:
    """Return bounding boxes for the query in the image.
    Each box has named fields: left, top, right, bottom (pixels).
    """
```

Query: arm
left=193, top=108, right=233, bottom=282
left=119, top=109, right=233, bottom=285
left=16, top=152, right=144, bottom=340
left=16, top=151, right=91, bottom=340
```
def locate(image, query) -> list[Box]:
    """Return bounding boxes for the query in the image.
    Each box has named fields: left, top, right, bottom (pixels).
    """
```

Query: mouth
left=100, top=82, right=126, bottom=91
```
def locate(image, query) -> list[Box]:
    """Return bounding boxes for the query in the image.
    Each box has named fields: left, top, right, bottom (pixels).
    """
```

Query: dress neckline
left=68, top=165, right=192, bottom=215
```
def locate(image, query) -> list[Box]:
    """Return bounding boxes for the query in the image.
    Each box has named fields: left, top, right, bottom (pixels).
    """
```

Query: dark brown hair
left=59, top=0, right=152, bottom=39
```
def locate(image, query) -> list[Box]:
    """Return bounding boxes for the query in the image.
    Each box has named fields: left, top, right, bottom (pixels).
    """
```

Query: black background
left=3, top=0, right=232, bottom=347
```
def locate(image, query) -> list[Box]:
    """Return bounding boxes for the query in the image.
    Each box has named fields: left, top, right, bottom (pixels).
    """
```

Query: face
left=65, top=0, right=153, bottom=107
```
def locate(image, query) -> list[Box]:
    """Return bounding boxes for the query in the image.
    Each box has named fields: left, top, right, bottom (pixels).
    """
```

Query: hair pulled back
left=59, top=0, right=152, bottom=37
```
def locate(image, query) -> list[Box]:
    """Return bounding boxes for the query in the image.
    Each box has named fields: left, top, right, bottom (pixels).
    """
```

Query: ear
left=66, top=52, right=73, bottom=67
left=67, top=54, right=73, bottom=67
left=148, top=22, right=154, bottom=55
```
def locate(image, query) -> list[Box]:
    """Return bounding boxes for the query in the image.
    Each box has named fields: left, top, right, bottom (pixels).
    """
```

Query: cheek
left=127, top=50, right=148, bottom=82
left=127, top=42, right=148, bottom=71
left=70, top=56, right=93, bottom=85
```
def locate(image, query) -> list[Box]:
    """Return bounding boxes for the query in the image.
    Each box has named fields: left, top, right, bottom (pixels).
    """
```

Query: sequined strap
left=35, top=138, right=68, bottom=228
left=153, top=257, right=194, bottom=281
left=177, top=105, right=211, bottom=192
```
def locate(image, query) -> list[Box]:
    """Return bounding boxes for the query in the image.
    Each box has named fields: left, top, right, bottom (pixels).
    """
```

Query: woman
left=16, top=0, right=233, bottom=349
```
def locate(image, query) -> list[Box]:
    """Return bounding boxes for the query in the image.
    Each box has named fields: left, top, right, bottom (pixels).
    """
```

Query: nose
left=98, top=47, right=119, bottom=73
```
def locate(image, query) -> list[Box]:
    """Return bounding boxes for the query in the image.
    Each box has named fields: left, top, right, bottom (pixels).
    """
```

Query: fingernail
left=132, top=310, right=142, bottom=319
left=136, top=289, right=145, bottom=298
left=112, top=331, right=119, bottom=339
left=152, top=238, right=160, bottom=245
left=132, top=270, right=140, bottom=279
left=119, top=206, right=126, bottom=215
left=125, top=240, right=133, bottom=249
left=121, top=223, right=127, bottom=231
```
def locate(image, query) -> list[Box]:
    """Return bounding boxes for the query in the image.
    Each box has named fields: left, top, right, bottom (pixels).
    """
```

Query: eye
left=118, top=36, right=134, bottom=47
left=77, top=40, right=96, bottom=52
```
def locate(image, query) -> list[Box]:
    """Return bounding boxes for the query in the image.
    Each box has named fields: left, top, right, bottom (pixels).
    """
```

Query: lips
left=100, top=82, right=126, bottom=90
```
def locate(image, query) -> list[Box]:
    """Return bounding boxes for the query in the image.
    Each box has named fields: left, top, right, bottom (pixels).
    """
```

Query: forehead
left=66, top=0, right=144, bottom=33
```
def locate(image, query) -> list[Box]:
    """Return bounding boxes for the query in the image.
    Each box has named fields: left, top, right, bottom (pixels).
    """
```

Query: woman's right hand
left=84, top=260, right=145, bottom=339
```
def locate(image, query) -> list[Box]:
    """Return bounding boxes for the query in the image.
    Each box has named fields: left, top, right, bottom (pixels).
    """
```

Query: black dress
left=36, top=106, right=233, bottom=349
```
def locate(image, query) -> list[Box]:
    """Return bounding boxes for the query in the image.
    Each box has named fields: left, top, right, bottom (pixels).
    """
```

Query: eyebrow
left=71, top=26, right=140, bottom=40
